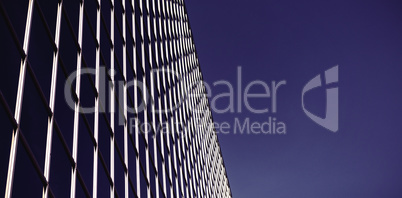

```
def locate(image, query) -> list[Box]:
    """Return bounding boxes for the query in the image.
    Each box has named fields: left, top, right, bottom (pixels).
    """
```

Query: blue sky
left=185, top=0, right=402, bottom=197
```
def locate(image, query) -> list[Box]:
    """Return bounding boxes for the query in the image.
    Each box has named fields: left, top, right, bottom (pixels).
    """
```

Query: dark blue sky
left=186, top=0, right=402, bottom=197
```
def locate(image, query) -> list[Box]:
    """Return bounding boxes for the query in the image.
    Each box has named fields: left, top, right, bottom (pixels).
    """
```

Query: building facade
left=0, top=0, right=231, bottom=197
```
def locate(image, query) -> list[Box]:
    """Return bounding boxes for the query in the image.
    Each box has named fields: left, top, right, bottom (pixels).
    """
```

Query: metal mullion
left=168, top=0, right=176, bottom=89
left=165, top=117, right=173, bottom=198
left=159, top=0, right=167, bottom=95
left=156, top=0, right=168, bottom=196
left=181, top=0, right=199, bottom=68
left=189, top=123, right=197, bottom=198
left=178, top=13, right=191, bottom=198
left=149, top=0, right=161, bottom=197
left=156, top=0, right=169, bottom=197
left=170, top=1, right=185, bottom=196
left=168, top=115, right=178, bottom=198
left=206, top=124, right=213, bottom=198
left=178, top=3, right=188, bottom=103
left=202, top=124, right=210, bottom=198
left=91, top=0, right=101, bottom=197
left=168, top=0, right=175, bottom=67
left=172, top=1, right=179, bottom=70
left=174, top=2, right=182, bottom=80
left=179, top=5, right=194, bottom=196
left=166, top=87, right=176, bottom=194
left=198, top=102, right=207, bottom=198
left=184, top=130, right=191, bottom=198
left=171, top=113, right=180, bottom=198
left=158, top=0, right=170, bottom=136
left=193, top=122, right=201, bottom=198
left=182, top=129, right=189, bottom=198
left=121, top=0, right=129, bottom=196
left=109, top=0, right=116, bottom=197
left=163, top=0, right=171, bottom=88
left=42, top=0, right=63, bottom=197
left=70, top=0, right=85, bottom=197
left=5, top=0, right=34, bottom=197
left=175, top=111, right=184, bottom=198
left=164, top=3, right=177, bottom=197
left=163, top=88, right=173, bottom=198
left=169, top=113, right=177, bottom=198
left=188, top=129, right=195, bottom=198
left=189, top=116, right=198, bottom=198
left=139, top=0, right=146, bottom=108
left=177, top=123, right=185, bottom=198
left=129, top=0, right=141, bottom=196
left=139, top=0, right=152, bottom=196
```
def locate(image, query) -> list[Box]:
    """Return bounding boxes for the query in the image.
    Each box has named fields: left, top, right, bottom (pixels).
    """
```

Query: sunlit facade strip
left=0, top=0, right=232, bottom=197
